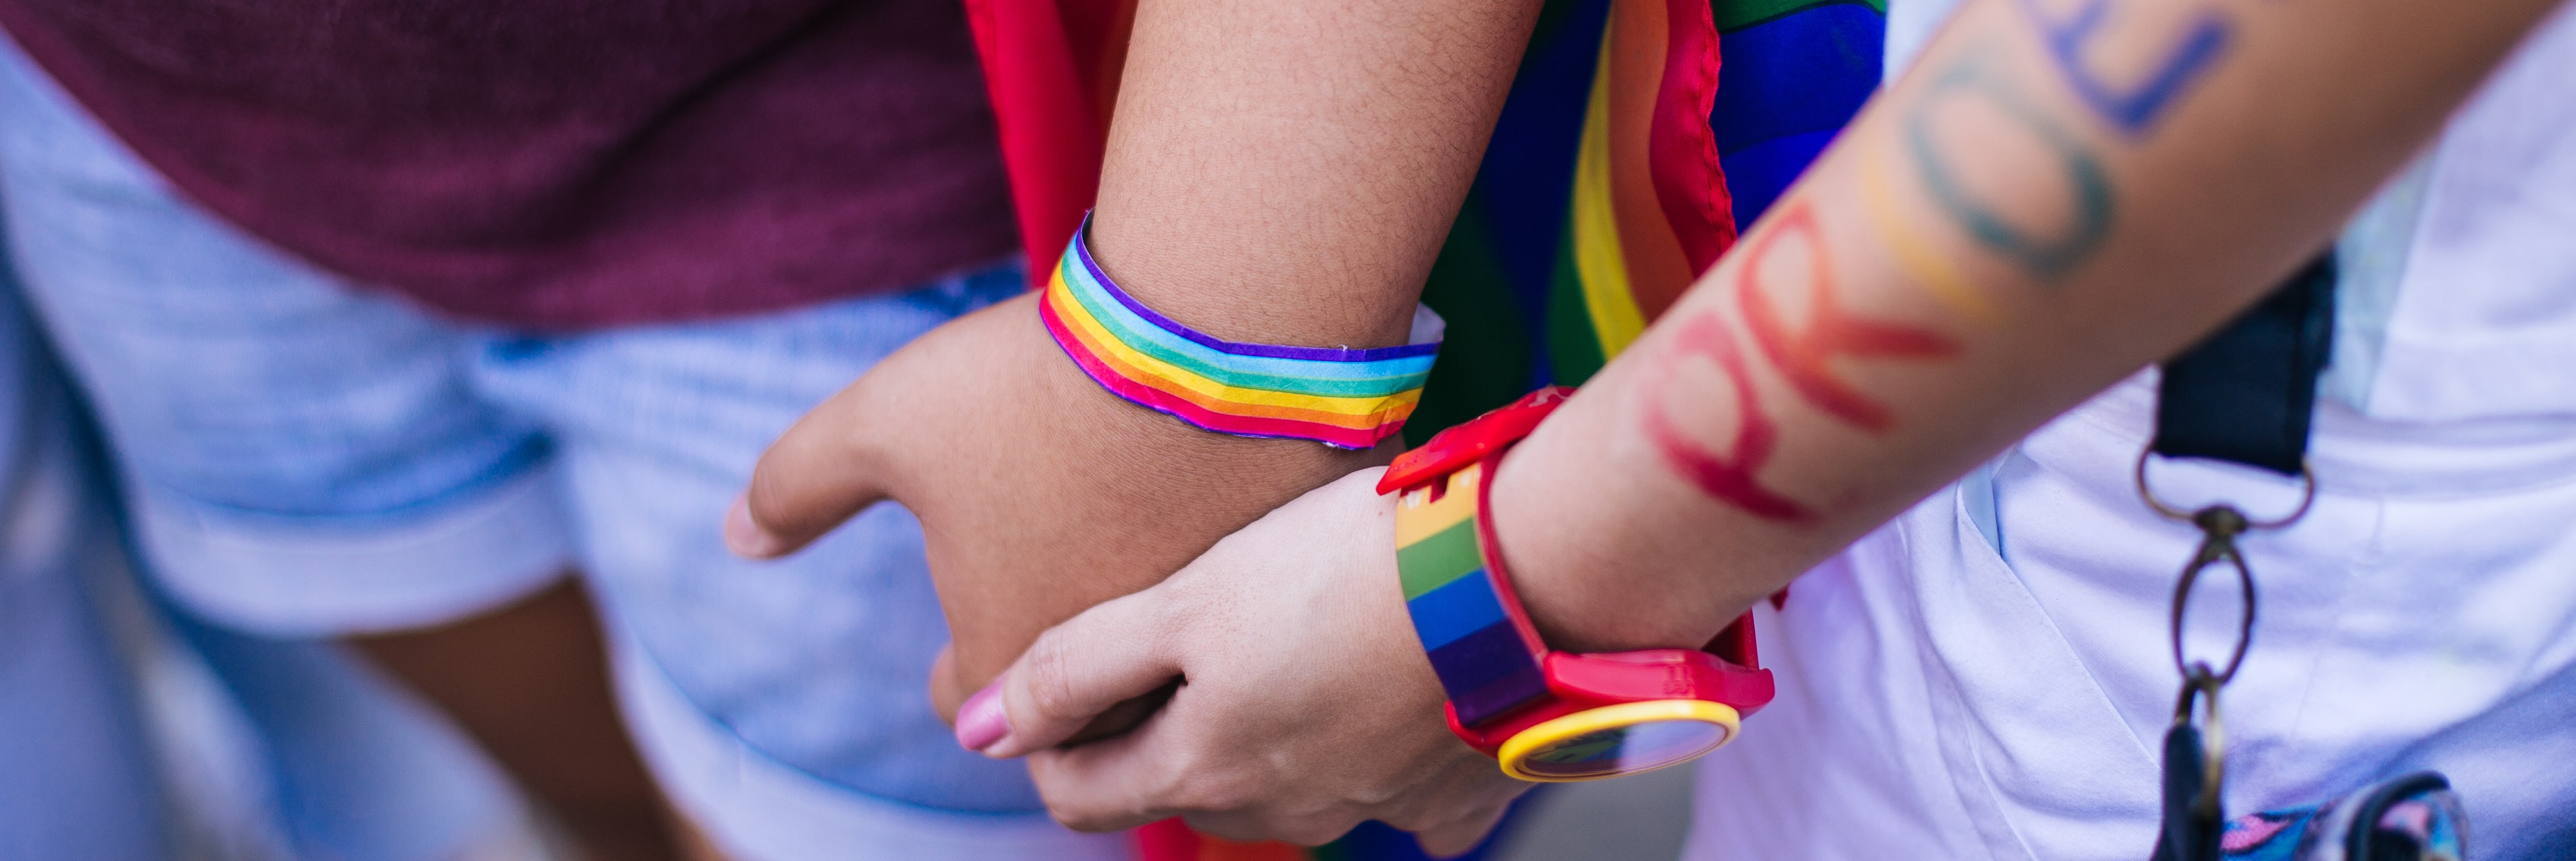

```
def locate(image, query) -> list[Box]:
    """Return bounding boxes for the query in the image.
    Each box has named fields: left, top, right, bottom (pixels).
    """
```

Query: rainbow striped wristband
left=1037, top=216, right=1443, bottom=449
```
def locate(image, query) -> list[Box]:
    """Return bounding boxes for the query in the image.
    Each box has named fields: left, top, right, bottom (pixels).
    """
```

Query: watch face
left=1506, top=713, right=1734, bottom=780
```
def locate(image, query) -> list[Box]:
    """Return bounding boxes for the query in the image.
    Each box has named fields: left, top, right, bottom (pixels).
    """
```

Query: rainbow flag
left=961, top=0, right=1880, bottom=857
left=1412, top=0, right=1884, bottom=434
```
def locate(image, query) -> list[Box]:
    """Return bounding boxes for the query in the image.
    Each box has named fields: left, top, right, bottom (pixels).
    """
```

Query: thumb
left=725, top=380, right=897, bottom=558
left=962, top=588, right=1184, bottom=759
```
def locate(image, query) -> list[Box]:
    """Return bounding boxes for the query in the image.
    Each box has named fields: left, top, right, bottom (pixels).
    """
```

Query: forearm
left=1089, top=0, right=1544, bottom=346
left=930, top=0, right=1544, bottom=705
left=1490, top=0, right=2558, bottom=652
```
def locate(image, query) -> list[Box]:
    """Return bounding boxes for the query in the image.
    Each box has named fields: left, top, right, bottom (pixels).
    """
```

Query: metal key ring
left=2173, top=664, right=2228, bottom=820
left=2134, top=449, right=2318, bottom=530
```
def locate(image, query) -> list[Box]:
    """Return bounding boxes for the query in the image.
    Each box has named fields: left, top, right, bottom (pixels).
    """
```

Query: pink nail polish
left=723, top=496, right=778, bottom=557
left=954, top=681, right=1011, bottom=753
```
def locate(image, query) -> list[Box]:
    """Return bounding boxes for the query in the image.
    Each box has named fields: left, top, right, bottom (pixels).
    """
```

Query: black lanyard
left=2144, top=252, right=2335, bottom=861
left=2154, top=254, right=2339, bottom=476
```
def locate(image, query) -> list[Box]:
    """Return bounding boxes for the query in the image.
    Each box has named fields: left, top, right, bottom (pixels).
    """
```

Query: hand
left=961, top=468, right=1529, bottom=854
left=726, top=292, right=1390, bottom=717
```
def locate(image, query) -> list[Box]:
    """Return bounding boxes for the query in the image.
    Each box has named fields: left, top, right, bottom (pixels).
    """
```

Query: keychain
left=2137, top=252, right=2337, bottom=861
left=2135, top=449, right=2314, bottom=861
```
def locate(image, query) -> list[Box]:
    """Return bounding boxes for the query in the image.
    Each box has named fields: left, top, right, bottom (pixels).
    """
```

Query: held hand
left=727, top=292, right=1389, bottom=717
left=959, top=469, right=1528, bottom=854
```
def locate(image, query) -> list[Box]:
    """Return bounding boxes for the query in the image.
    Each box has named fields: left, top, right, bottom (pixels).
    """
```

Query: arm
left=1494, top=0, right=2556, bottom=654
left=1091, top=0, right=1544, bottom=348
left=731, top=0, right=1546, bottom=712
left=969, top=0, right=2564, bottom=842
left=1494, top=0, right=2555, bottom=652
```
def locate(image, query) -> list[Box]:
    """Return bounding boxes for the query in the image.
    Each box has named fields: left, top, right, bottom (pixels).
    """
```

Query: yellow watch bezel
left=1495, top=699, right=1743, bottom=782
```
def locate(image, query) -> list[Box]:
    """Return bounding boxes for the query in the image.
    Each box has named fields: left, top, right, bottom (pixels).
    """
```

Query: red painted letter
left=1642, top=312, right=1814, bottom=521
left=1739, top=203, right=1957, bottom=432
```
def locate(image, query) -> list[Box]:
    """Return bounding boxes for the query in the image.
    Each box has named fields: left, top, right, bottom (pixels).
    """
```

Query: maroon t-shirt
left=0, top=0, right=1017, bottom=329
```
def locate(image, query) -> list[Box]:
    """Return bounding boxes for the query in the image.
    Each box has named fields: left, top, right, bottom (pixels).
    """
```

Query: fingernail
left=954, top=681, right=1012, bottom=754
left=723, top=495, right=780, bottom=558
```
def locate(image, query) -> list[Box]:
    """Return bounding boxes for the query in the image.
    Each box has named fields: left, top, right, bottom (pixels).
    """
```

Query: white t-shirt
left=1686, top=4, right=2576, bottom=859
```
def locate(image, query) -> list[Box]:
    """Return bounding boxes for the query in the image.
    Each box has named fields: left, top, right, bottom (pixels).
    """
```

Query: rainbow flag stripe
left=1411, top=0, right=1884, bottom=435
left=1037, top=221, right=1439, bottom=449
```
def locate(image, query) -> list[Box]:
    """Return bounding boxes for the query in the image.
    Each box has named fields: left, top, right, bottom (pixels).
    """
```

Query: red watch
left=1377, top=387, right=1774, bottom=781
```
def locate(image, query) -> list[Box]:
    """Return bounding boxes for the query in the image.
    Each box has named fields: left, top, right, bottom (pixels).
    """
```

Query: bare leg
left=668, top=809, right=738, bottom=861
left=353, top=578, right=681, bottom=861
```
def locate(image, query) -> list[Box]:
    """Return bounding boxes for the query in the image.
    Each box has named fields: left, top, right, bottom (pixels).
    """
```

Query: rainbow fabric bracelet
left=1037, top=216, right=1443, bottom=449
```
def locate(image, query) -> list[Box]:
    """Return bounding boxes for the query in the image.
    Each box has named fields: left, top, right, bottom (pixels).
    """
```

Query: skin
left=965, top=0, right=2566, bottom=846
left=727, top=0, right=1547, bottom=722
left=353, top=579, right=682, bottom=861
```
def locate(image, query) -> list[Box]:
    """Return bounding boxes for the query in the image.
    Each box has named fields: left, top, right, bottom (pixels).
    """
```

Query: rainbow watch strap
left=1393, top=460, right=1551, bottom=727
left=1038, top=217, right=1441, bottom=449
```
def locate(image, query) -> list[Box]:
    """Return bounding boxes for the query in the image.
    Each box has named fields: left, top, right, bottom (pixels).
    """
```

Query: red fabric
left=1134, top=819, right=1202, bottom=860
left=963, top=0, right=1123, bottom=291
left=0, top=0, right=1016, bottom=329
left=1133, top=818, right=1314, bottom=861
left=1647, top=0, right=1739, bottom=281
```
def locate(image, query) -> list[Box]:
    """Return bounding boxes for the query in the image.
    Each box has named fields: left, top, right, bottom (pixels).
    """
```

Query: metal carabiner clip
left=2134, top=451, right=2315, bottom=685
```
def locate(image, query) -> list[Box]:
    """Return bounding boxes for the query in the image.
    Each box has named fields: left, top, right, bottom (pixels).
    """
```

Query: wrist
left=1380, top=391, right=1773, bottom=781
left=1037, top=214, right=1441, bottom=452
left=1482, top=388, right=1746, bottom=654
left=1086, top=212, right=1426, bottom=350
left=931, top=299, right=1393, bottom=693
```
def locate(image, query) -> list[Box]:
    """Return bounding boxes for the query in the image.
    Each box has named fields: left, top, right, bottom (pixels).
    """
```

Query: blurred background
left=1495, top=765, right=1697, bottom=861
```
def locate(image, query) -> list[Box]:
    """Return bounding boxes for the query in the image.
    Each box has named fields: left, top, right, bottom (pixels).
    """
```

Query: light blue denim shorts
left=0, top=249, right=164, bottom=861
left=0, top=31, right=1125, bottom=859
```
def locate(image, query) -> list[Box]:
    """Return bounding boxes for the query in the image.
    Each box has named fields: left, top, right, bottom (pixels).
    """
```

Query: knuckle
left=1161, top=753, right=1275, bottom=816
left=1150, top=750, right=1236, bottom=809
left=1192, top=773, right=1262, bottom=813
left=1141, top=750, right=1202, bottom=803
left=1345, top=771, right=1410, bottom=809
left=1030, top=764, right=1146, bottom=835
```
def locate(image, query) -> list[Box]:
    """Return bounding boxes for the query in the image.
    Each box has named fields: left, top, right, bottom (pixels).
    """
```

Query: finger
left=1181, top=810, right=1362, bottom=849
left=940, top=641, right=1167, bottom=734
left=1185, top=809, right=1370, bottom=845
left=1022, top=729, right=1182, bottom=834
left=970, top=590, right=1183, bottom=758
left=728, top=380, right=895, bottom=558
left=1060, top=679, right=1178, bottom=746
left=1411, top=802, right=1514, bottom=858
left=1035, top=732, right=1346, bottom=843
